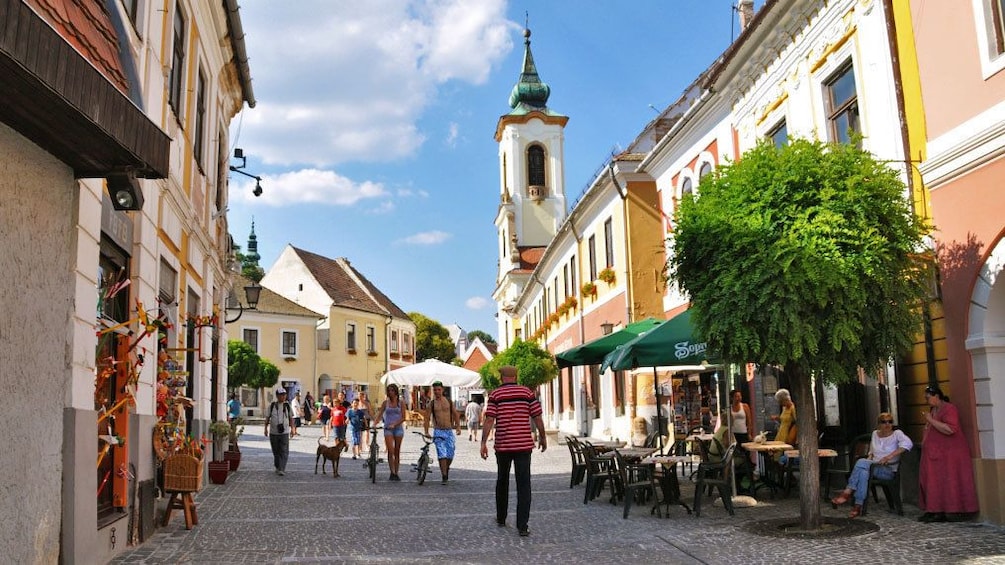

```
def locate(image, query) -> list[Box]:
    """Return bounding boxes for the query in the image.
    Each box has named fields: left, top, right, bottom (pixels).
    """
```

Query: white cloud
left=397, top=230, right=452, bottom=245
left=236, top=0, right=514, bottom=168
left=367, top=201, right=396, bottom=214
left=232, top=168, right=386, bottom=206
left=465, top=296, right=490, bottom=310
left=445, top=122, right=460, bottom=147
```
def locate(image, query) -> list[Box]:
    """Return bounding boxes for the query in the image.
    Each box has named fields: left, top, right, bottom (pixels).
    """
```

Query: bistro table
left=741, top=441, right=793, bottom=497
left=782, top=448, right=838, bottom=498
left=588, top=440, right=628, bottom=453
left=641, top=455, right=693, bottom=515
left=598, top=447, right=658, bottom=463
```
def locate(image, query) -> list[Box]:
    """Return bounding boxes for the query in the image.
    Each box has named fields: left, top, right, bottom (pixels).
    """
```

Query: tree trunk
left=787, top=361, right=821, bottom=530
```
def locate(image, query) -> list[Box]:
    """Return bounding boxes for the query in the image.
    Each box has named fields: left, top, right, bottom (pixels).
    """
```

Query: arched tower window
left=527, top=144, right=546, bottom=192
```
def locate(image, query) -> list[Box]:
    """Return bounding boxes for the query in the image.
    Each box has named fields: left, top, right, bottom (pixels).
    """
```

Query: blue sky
left=228, top=0, right=758, bottom=338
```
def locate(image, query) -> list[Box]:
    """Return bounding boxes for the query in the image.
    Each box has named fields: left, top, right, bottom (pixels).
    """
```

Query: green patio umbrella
left=600, top=310, right=717, bottom=372
left=554, top=317, right=664, bottom=368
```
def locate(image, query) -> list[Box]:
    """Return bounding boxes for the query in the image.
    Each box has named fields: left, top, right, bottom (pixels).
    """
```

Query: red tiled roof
left=27, top=0, right=128, bottom=93
left=291, top=246, right=410, bottom=319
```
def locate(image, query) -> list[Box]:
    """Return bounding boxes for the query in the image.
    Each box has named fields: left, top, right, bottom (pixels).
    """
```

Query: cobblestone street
left=110, top=424, right=1005, bottom=564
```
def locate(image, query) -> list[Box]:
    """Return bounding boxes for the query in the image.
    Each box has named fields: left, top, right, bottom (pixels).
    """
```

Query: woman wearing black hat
left=918, top=385, right=978, bottom=522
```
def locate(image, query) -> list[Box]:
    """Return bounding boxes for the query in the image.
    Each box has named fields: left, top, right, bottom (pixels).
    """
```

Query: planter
left=224, top=449, right=242, bottom=471
left=208, top=461, right=230, bottom=485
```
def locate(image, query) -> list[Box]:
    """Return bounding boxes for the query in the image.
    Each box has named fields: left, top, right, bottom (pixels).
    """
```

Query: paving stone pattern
left=110, top=424, right=1005, bottom=564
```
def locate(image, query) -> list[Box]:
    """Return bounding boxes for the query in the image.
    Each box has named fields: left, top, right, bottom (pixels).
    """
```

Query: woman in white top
left=729, top=389, right=754, bottom=444
left=831, top=412, right=913, bottom=518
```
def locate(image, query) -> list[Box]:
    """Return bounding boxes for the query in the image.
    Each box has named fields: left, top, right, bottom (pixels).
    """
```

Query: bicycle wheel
left=416, top=452, right=428, bottom=485
left=368, top=448, right=377, bottom=483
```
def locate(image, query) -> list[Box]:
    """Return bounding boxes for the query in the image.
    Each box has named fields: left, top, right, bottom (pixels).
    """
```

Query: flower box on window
left=599, top=268, right=616, bottom=285
left=581, top=282, right=597, bottom=297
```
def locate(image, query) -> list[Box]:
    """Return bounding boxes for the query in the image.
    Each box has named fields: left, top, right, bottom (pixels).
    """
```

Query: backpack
left=268, top=401, right=291, bottom=425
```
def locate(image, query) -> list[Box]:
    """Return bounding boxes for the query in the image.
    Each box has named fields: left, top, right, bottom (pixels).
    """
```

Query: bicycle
left=411, top=431, right=443, bottom=485
left=367, top=426, right=383, bottom=483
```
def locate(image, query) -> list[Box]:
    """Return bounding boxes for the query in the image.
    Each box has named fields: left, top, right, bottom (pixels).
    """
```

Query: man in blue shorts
left=424, top=381, right=461, bottom=485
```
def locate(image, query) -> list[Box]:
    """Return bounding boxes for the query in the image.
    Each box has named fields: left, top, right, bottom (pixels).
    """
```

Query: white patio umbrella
left=379, top=359, right=482, bottom=388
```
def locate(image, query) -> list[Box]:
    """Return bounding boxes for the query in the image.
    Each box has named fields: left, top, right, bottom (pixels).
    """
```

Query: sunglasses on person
left=879, top=419, right=894, bottom=424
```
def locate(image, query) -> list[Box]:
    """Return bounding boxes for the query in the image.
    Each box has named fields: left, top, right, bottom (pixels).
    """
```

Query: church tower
left=492, top=25, right=568, bottom=343
left=246, top=219, right=261, bottom=266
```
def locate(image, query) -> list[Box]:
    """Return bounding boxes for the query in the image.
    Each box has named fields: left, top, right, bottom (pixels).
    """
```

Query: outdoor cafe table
left=782, top=448, right=838, bottom=499
left=741, top=441, right=793, bottom=497
left=597, top=447, right=658, bottom=463
left=588, top=440, right=627, bottom=453
left=641, top=455, right=693, bottom=515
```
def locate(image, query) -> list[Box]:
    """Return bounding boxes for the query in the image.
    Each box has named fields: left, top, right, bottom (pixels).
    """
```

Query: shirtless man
left=424, top=381, right=461, bottom=484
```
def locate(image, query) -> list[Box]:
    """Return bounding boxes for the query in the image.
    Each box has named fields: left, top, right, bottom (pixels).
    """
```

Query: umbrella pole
left=653, top=367, right=663, bottom=452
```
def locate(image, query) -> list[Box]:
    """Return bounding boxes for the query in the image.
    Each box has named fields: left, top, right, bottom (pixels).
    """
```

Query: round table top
left=741, top=441, right=793, bottom=452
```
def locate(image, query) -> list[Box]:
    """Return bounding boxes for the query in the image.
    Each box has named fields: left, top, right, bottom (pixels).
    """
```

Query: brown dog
left=315, top=438, right=348, bottom=477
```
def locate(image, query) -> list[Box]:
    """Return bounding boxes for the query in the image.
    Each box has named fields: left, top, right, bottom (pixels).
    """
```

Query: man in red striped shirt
left=480, top=365, right=547, bottom=537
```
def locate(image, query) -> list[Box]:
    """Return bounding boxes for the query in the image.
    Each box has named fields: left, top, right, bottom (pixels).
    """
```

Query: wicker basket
left=163, top=454, right=204, bottom=492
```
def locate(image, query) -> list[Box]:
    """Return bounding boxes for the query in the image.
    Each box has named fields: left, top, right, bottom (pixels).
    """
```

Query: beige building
left=263, top=245, right=416, bottom=403
left=226, top=274, right=323, bottom=415
left=0, top=0, right=254, bottom=562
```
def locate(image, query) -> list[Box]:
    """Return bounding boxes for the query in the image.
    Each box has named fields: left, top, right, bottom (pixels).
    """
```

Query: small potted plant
left=581, top=281, right=597, bottom=297
left=208, top=421, right=231, bottom=484
left=599, top=267, right=617, bottom=285
left=224, top=417, right=244, bottom=471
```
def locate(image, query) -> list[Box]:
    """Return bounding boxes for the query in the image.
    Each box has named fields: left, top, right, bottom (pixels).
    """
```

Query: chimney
left=738, top=0, right=755, bottom=31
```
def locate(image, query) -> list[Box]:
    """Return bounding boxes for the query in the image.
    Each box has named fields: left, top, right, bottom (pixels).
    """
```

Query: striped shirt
left=485, top=384, right=542, bottom=453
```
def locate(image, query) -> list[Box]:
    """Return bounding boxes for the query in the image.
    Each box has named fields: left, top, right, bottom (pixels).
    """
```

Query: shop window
left=588, top=365, right=601, bottom=409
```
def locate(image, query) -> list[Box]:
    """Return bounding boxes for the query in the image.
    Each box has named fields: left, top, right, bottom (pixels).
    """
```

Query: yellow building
left=226, top=274, right=323, bottom=416
left=262, top=245, right=416, bottom=403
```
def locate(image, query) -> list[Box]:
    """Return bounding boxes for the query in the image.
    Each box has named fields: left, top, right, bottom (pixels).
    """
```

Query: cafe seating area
left=561, top=430, right=908, bottom=522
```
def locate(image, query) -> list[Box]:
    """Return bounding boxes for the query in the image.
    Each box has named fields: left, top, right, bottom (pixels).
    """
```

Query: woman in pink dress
left=918, top=384, right=979, bottom=522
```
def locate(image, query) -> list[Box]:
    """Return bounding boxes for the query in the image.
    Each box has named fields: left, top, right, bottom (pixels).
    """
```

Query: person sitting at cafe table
left=830, top=412, right=913, bottom=519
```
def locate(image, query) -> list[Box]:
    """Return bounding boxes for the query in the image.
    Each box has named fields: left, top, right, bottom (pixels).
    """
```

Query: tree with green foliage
left=258, top=358, right=280, bottom=390
left=227, top=340, right=261, bottom=389
left=670, top=139, right=930, bottom=530
left=479, top=339, right=558, bottom=391
left=409, top=312, right=456, bottom=362
left=466, top=330, right=496, bottom=345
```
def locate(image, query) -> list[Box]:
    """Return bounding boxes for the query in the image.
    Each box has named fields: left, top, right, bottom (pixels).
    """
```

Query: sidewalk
left=110, top=424, right=1005, bottom=564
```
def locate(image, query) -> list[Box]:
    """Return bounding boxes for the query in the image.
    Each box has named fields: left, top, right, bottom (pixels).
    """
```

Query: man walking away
left=480, top=366, right=546, bottom=537
left=465, top=398, right=482, bottom=442
left=265, top=387, right=293, bottom=475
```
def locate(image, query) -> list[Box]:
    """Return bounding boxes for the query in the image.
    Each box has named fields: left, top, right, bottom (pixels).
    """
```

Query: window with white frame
left=366, top=325, right=376, bottom=353
left=194, top=68, right=207, bottom=169
left=973, top=0, right=1005, bottom=77
left=391, top=330, right=399, bottom=352
left=681, top=177, right=693, bottom=197
left=281, top=330, right=297, bottom=356
left=824, top=61, right=860, bottom=145
left=527, top=144, right=546, bottom=187
left=346, top=322, right=357, bottom=351
left=698, top=162, right=713, bottom=180
left=604, top=217, right=614, bottom=268
left=317, top=328, right=330, bottom=350
left=588, top=235, right=597, bottom=280
left=403, top=333, right=412, bottom=354
left=243, top=328, right=259, bottom=353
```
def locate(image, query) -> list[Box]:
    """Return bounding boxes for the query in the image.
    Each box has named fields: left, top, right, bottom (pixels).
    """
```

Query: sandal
left=830, top=490, right=851, bottom=508
left=848, top=505, right=862, bottom=519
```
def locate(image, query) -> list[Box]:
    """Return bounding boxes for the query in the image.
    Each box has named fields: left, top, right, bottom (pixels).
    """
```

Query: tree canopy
left=670, top=138, right=930, bottom=529
left=227, top=340, right=281, bottom=390
left=409, top=312, right=457, bottom=362
left=227, top=340, right=261, bottom=389
left=479, top=339, right=558, bottom=390
left=671, top=139, right=930, bottom=381
left=466, top=330, right=496, bottom=345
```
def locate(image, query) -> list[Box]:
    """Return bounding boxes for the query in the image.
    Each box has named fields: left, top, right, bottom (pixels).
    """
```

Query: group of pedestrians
left=262, top=369, right=547, bottom=537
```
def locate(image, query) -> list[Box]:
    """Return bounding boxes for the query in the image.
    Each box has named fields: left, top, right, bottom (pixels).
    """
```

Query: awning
left=601, top=310, right=719, bottom=372
left=555, top=317, right=663, bottom=368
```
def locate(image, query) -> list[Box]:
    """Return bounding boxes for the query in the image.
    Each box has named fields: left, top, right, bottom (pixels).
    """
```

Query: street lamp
left=224, top=281, right=262, bottom=323
left=600, top=321, right=614, bottom=335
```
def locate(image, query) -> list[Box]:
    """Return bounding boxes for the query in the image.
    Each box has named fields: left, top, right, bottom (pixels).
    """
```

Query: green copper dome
left=508, top=28, right=551, bottom=110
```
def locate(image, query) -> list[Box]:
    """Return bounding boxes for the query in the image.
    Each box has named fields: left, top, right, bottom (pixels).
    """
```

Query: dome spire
left=508, top=16, right=551, bottom=110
